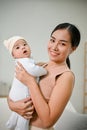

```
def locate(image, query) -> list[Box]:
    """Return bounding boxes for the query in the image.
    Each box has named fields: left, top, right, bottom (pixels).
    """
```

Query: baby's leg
left=6, top=112, right=18, bottom=129
left=15, top=115, right=29, bottom=130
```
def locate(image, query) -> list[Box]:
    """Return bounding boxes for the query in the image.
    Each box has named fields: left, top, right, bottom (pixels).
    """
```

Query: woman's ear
left=72, top=47, right=77, bottom=51
left=70, top=47, right=77, bottom=54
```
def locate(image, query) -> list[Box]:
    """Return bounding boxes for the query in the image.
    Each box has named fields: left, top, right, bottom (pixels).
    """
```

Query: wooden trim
left=83, top=42, right=87, bottom=113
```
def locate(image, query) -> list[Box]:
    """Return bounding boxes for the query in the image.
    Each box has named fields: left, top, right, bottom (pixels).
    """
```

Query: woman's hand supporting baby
left=7, top=96, right=34, bottom=120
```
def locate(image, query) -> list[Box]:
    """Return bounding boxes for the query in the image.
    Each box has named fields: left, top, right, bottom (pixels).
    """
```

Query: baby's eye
left=24, top=43, right=27, bottom=46
left=16, top=46, right=20, bottom=49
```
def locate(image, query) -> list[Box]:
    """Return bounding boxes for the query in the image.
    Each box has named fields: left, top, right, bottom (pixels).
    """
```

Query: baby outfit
left=6, top=58, right=47, bottom=130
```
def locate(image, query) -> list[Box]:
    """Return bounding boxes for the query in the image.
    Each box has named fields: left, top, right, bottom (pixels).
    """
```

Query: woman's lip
left=50, top=51, right=59, bottom=56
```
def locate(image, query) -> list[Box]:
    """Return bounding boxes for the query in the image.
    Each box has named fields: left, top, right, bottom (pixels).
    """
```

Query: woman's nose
left=52, top=43, right=58, bottom=51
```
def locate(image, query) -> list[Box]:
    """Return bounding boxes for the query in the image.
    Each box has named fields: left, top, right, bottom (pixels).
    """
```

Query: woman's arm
left=7, top=96, right=34, bottom=120
left=16, top=62, right=75, bottom=127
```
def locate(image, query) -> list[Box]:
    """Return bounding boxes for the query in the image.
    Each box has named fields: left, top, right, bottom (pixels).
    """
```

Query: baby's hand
left=36, top=62, right=46, bottom=66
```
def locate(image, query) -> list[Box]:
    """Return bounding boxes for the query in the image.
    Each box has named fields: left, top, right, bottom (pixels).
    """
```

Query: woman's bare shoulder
left=55, top=71, right=75, bottom=92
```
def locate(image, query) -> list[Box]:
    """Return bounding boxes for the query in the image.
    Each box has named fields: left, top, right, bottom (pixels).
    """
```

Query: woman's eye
left=62, top=43, right=65, bottom=45
left=50, top=39, right=55, bottom=43
left=60, top=42, right=66, bottom=46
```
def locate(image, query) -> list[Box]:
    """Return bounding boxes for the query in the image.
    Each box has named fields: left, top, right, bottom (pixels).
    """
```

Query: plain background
left=0, top=0, right=87, bottom=114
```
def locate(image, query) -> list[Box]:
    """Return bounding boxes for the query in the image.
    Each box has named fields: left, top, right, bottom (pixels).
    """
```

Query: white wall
left=0, top=0, right=87, bottom=113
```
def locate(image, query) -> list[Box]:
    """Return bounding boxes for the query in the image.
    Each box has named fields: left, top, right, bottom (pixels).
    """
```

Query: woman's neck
left=47, top=60, right=66, bottom=67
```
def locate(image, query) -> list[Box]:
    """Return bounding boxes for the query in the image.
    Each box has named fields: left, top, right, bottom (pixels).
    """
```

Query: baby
left=4, top=36, right=47, bottom=130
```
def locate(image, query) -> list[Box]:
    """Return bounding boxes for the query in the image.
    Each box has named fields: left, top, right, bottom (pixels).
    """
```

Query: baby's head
left=4, top=36, right=31, bottom=59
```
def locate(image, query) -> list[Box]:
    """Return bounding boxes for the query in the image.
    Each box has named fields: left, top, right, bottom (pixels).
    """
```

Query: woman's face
left=48, top=29, right=74, bottom=64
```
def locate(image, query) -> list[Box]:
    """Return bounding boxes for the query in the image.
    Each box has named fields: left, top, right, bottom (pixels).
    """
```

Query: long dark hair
left=66, top=57, right=70, bottom=68
left=51, top=23, right=81, bottom=68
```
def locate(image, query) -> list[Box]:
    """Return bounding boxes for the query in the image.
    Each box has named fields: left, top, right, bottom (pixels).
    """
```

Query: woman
left=8, top=23, right=81, bottom=130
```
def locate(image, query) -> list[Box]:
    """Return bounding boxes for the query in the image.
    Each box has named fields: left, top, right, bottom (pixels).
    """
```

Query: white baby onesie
left=6, top=58, right=47, bottom=130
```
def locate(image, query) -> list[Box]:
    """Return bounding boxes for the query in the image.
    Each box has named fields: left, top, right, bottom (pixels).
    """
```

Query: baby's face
left=12, top=39, right=31, bottom=59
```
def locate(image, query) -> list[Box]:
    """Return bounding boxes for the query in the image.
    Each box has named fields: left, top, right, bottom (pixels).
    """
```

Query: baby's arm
left=17, top=58, right=47, bottom=77
left=26, top=63, right=47, bottom=77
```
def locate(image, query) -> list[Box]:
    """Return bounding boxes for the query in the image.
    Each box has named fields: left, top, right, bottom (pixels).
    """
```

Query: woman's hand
left=15, top=62, right=35, bottom=87
left=7, top=96, right=34, bottom=120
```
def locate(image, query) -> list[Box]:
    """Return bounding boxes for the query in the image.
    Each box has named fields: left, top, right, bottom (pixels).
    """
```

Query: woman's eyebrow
left=51, top=36, right=68, bottom=43
left=51, top=36, right=56, bottom=39
left=60, top=40, right=68, bottom=43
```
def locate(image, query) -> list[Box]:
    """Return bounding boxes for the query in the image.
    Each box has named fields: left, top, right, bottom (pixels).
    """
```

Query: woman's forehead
left=52, top=29, right=71, bottom=41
